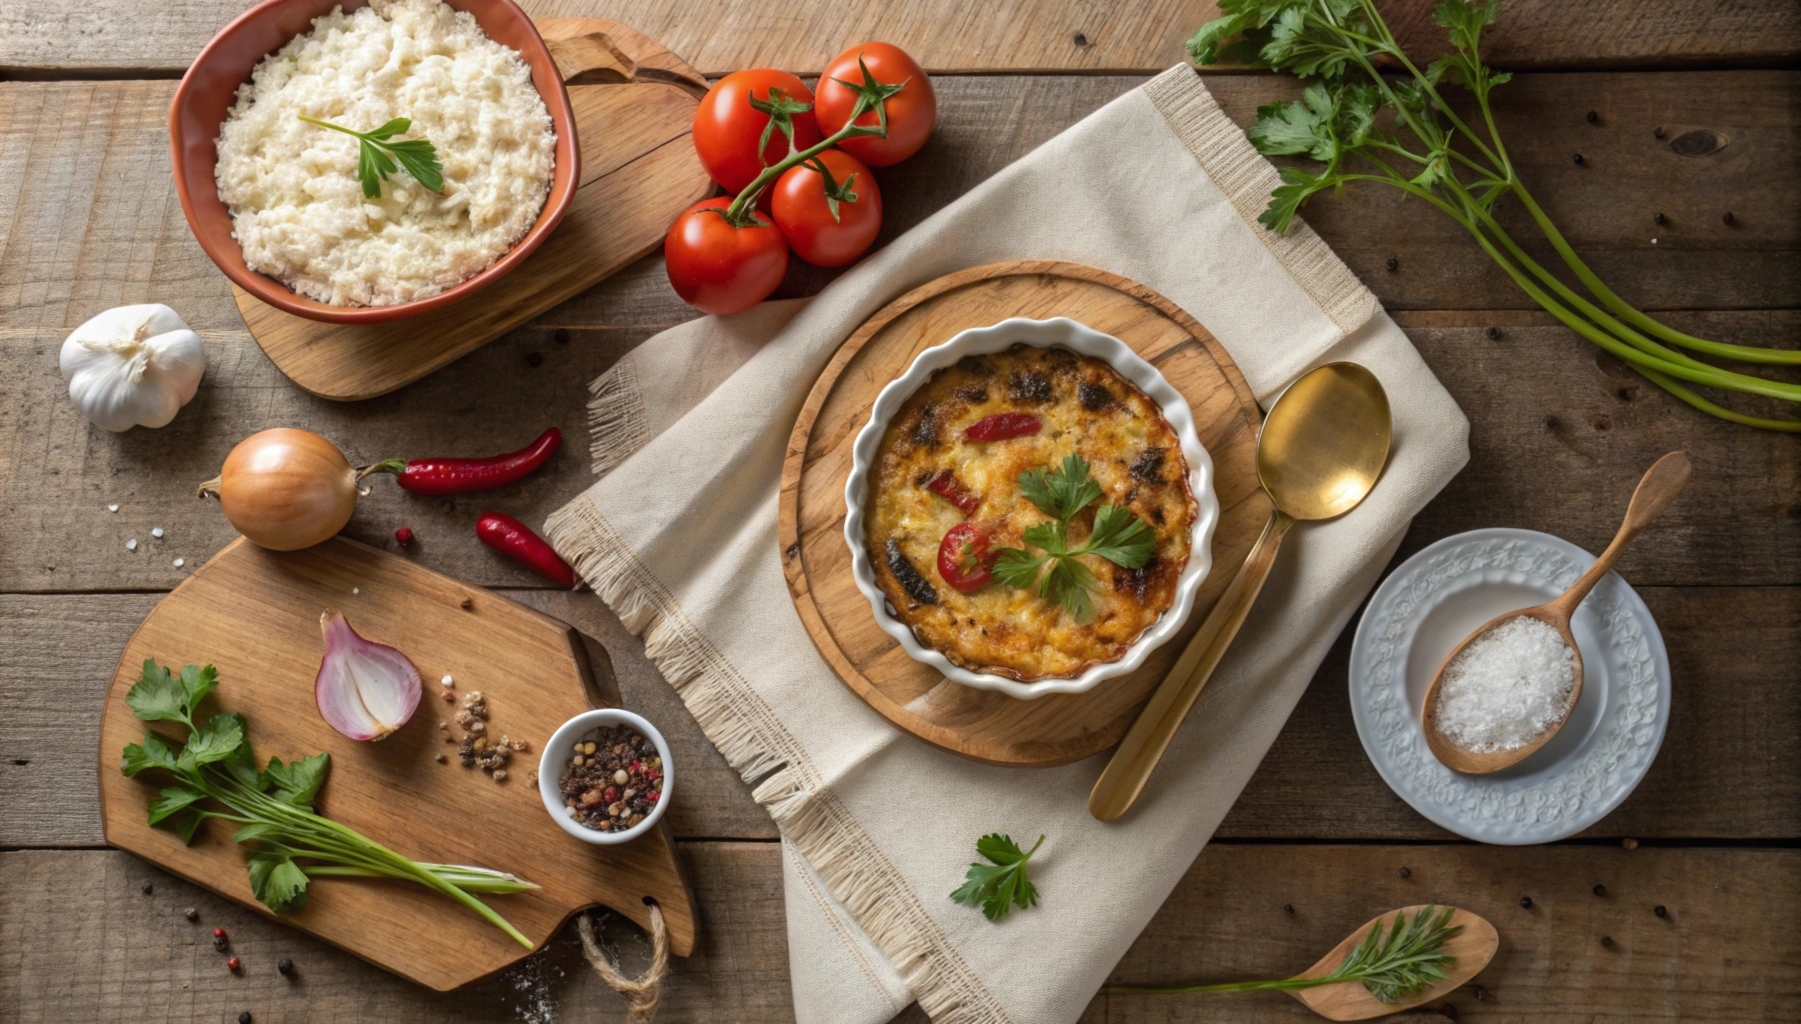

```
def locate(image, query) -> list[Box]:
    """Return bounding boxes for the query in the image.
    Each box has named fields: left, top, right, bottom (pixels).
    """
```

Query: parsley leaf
left=995, top=456, right=1158, bottom=622
left=125, top=658, right=213, bottom=727
left=299, top=116, right=444, bottom=199
left=248, top=853, right=311, bottom=914
left=950, top=833, right=1044, bottom=920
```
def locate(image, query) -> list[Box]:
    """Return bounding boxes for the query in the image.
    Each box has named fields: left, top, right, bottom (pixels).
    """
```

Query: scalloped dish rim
left=842, top=316, right=1220, bottom=701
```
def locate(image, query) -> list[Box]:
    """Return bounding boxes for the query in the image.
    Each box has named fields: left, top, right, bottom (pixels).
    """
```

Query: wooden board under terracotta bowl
left=779, top=261, right=1272, bottom=768
left=97, top=537, right=695, bottom=990
left=232, top=18, right=715, bottom=401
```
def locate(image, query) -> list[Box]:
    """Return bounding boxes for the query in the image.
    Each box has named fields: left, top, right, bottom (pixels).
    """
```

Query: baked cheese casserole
left=864, top=344, right=1197, bottom=680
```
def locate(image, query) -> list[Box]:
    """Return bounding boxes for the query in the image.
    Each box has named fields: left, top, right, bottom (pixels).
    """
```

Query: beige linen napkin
left=547, top=65, right=1469, bottom=1024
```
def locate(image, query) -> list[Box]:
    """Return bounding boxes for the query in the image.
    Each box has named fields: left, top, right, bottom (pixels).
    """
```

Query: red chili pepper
left=936, top=523, right=995, bottom=592
left=361, top=428, right=562, bottom=495
left=926, top=469, right=982, bottom=515
left=476, top=512, right=577, bottom=588
left=964, top=413, right=1041, bottom=442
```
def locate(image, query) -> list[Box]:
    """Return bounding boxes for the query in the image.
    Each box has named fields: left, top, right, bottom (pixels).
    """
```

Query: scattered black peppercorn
left=1594, top=884, right=1607, bottom=897
left=141, top=882, right=153, bottom=895
left=526, top=351, right=544, bottom=368
left=1073, top=31, right=1088, bottom=46
left=1654, top=905, right=1667, bottom=918
left=1653, top=213, right=1666, bottom=225
left=214, top=935, right=228, bottom=951
left=240, top=1012, right=252, bottom=1024
left=184, top=908, right=199, bottom=922
left=1385, top=257, right=1399, bottom=271
left=1520, top=896, right=1533, bottom=909
left=278, top=957, right=294, bottom=975
left=1601, top=935, right=1613, bottom=947
left=1723, top=212, right=1735, bottom=225
left=1654, top=126, right=1665, bottom=139
left=1284, top=904, right=1295, bottom=915
left=1398, top=866, right=1411, bottom=878
left=1473, top=984, right=1487, bottom=1001
left=1586, top=110, right=1598, bottom=124
left=1486, top=326, right=1500, bottom=340
left=553, top=328, right=570, bottom=346
left=1573, top=153, right=1585, bottom=165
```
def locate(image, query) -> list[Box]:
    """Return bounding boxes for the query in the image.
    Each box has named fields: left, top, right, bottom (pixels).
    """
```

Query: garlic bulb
left=60, top=304, right=205, bottom=431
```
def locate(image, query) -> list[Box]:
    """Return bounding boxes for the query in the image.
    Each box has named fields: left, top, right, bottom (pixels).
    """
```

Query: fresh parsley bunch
left=950, top=833, right=1044, bottom=920
left=120, top=660, right=535, bottom=947
left=299, top=116, right=445, bottom=199
left=993, top=455, right=1156, bottom=622
left=1192, top=0, right=1800, bottom=431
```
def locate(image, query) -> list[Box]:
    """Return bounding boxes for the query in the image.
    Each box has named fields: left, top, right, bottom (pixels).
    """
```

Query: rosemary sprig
left=299, top=115, right=444, bottom=199
left=1106, top=905, right=1461, bottom=1003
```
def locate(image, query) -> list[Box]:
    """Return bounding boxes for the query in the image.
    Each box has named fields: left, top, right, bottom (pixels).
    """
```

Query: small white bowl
left=537, top=709, right=673, bottom=845
left=842, top=316, right=1219, bottom=700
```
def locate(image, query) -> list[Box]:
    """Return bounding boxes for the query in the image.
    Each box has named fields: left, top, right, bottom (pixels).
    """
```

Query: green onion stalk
left=1189, top=0, right=1800, bottom=430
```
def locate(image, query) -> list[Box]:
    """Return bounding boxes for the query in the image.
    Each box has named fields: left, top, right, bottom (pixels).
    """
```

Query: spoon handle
left=1089, top=509, right=1295, bottom=821
left=1549, top=451, right=1691, bottom=618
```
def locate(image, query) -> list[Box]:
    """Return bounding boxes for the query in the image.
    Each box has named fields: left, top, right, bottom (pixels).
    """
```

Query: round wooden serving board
left=232, top=19, right=715, bottom=401
left=779, top=261, right=1273, bottom=768
left=97, top=537, right=695, bottom=990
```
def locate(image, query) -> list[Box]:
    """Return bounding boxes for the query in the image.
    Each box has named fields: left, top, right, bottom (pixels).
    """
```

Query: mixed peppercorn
left=558, top=725, right=663, bottom=833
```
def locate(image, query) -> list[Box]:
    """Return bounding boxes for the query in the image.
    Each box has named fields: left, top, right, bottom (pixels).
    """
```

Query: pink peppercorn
left=227, top=957, right=241, bottom=971
left=396, top=526, right=415, bottom=545
left=214, top=928, right=226, bottom=939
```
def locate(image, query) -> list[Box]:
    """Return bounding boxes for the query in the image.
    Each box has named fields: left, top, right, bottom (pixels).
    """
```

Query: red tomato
left=936, top=523, right=995, bottom=593
left=925, top=469, right=981, bottom=515
left=815, top=43, right=936, bottom=167
left=770, top=149, right=883, bottom=267
left=964, top=413, right=1041, bottom=442
left=694, top=69, right=823, bottom=194
left=663, top=198, right=789, bottom=316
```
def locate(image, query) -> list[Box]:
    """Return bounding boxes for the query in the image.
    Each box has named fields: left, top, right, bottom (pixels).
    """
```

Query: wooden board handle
left=537, top=18, right=709, bottom=96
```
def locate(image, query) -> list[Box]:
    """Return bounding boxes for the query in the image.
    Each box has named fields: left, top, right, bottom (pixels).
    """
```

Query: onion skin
left=315, top=611, right=421, bottom=741
left=206, top=429, right=357, bottom=551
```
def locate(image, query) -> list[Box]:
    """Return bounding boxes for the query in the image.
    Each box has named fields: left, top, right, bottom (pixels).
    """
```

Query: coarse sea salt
left=1434, top=616, right=1576, bottom=752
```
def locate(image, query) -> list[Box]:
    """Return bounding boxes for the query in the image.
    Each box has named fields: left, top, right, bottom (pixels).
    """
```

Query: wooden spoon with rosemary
left=1105, top=905, right=1498, bottom=1020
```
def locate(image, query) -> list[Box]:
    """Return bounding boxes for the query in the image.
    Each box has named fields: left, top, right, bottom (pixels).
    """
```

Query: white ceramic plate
left=1349, top=527, right=1671, bottom=844
left=842, top=316, right=1219, bottom=701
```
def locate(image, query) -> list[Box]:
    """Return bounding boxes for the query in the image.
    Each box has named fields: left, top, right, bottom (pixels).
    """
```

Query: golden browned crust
left=864, top=344, right=1197, bottom=680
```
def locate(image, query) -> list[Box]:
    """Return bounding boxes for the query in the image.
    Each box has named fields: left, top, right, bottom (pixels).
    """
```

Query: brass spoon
left=1421, top=451, right=1691, bottom=774
left=1107, top=905, right=1499, bottom=1021
left=1090, top=362, right=1392, bottom=821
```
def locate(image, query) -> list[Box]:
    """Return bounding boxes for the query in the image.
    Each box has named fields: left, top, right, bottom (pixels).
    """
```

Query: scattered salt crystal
left=1435, top=616, right=1575, bottom=752
left=125, top=539, right=138, bottom=551
left=107, top=504, right=120, bottom=513
left=441, top=674, right=454, bottom=687
left=352, top=587, right=360, bottom=595
left=151, top=527, right=164, bottom=539
left=172, top=558, right=185, bottom=568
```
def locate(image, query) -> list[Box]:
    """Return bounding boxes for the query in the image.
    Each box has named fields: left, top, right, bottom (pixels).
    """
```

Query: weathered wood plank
left=7, top=585, right=1793, bottom=848
left=1, top=0, right=1795, bottom=76
left=2, top=74, right=1795, bottom=593
left=2, top=844, right=1795, bottom=1021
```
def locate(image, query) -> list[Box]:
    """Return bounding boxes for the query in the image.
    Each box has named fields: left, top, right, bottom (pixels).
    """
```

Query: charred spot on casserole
left=864, top=343, right=1198, bottom=680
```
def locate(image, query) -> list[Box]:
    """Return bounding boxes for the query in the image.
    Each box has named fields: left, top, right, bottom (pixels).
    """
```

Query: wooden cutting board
left=96, top=537, right=695, bottom=990
left=779, top=261, right=1273, bottom=768
left=232, top=18, right=714, bottom=401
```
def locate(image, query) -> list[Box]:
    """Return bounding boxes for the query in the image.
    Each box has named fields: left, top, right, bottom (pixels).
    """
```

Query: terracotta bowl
left=170, top=0, right=580, bottom=325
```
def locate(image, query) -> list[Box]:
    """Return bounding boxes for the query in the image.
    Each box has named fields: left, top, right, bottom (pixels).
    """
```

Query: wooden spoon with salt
left=1421, top=451, right=1691, bottom=774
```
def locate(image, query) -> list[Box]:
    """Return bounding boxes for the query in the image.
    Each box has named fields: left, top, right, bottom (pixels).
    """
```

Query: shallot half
left=315, top=611, right=421, bottom=741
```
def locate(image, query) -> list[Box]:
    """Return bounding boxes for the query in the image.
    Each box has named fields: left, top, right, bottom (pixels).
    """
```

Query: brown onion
left=199, top=428, right=357, bottom=550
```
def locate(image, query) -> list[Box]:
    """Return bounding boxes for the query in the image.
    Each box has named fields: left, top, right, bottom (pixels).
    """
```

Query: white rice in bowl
left=214, top=0, right=556, bottom=308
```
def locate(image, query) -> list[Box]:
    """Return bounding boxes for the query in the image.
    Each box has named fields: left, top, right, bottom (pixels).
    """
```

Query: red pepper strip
left=476, top=512, right=577, bottom=588
left=927, top=469, right=982, bottom=515
left=964, top=413, right=1041, bottom=442
left=937, top=523, right=995, bottom=592
left=361, top=428, right=562, bottom=495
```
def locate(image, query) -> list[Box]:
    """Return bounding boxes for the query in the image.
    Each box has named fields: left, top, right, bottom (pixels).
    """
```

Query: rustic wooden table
left=2, top=2, right=1797, bottom=1021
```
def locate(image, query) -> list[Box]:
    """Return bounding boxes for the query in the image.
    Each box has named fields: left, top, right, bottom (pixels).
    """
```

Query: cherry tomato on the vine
left=771, top=149, right=883, bottom=268
left=664, top=198, right=789, bottom=316
left=694, top=69, right=823, bottom=194
left=815, top=43, right=936, bottom=167
left=937, top=523, right=995, bottom=593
